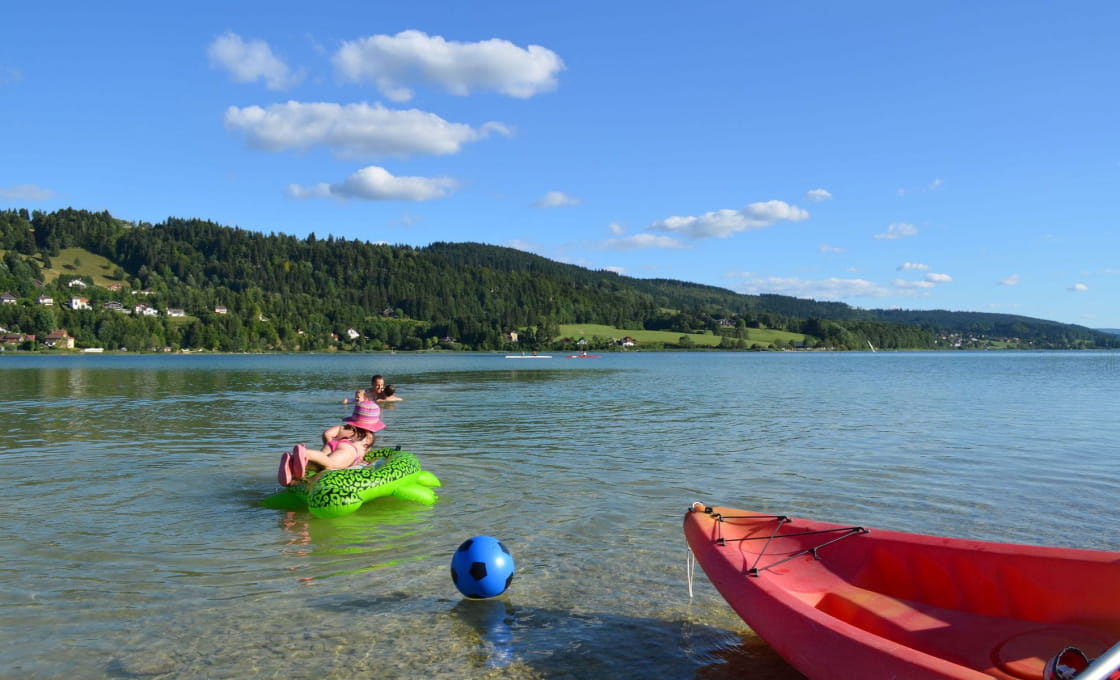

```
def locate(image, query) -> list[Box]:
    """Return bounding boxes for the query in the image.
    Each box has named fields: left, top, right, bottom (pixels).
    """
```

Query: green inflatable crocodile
left=262, top=447, right=441, bottom=518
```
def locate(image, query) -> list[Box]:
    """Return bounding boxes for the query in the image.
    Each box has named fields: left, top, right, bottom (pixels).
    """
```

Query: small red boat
left=684, top=504, right=1120, bottom=680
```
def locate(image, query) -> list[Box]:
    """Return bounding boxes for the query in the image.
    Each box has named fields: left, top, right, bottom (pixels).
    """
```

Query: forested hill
left=0, top=208, right=1116, bottom=352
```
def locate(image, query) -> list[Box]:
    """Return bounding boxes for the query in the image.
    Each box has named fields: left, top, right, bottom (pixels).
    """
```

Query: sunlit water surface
left=1, top=351, right=1117, bottom=679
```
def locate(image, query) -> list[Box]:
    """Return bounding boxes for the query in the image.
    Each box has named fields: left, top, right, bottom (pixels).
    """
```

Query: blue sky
left=3, top=2, right=1119, bottom=327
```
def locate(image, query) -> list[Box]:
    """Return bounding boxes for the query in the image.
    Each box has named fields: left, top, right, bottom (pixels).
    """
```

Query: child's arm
left=322, top=424, right=343, bottom=444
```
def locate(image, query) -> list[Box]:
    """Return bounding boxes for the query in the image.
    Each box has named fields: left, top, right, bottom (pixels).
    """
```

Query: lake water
left=1, top=351, right=1117, bottom=679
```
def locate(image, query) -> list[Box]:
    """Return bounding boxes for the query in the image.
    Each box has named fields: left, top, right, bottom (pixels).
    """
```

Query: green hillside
left=1, top=208, right=1116, bottom=352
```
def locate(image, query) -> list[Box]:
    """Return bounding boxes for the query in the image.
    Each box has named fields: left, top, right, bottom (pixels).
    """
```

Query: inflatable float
left=262, top=447, right=441, bottom=518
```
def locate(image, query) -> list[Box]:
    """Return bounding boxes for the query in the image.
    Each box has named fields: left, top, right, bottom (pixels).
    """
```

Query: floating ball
left=450, top=535, right=515, bottom=599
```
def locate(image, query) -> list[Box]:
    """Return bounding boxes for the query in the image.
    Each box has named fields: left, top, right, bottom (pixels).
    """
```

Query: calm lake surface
left=2, top=351, right=1117, bottom=679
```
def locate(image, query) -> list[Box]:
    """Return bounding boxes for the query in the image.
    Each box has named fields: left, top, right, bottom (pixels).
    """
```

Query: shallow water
left=1, top=351, right=1117, bottom=679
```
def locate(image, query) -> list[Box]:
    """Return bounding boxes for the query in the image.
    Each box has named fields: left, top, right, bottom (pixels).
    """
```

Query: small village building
left=37, top=295, right=54, bottom=306
left=43, top=329, right=75, bottom=349
left=0, top=292, right=17, bottom=304
left=70, top=297, right=92, bottom=310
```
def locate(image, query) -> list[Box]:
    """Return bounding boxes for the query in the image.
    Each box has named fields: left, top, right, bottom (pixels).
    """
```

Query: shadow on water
left=276, top=593, right=806, bottom=680
left=437, top=599, right=803, bottom=680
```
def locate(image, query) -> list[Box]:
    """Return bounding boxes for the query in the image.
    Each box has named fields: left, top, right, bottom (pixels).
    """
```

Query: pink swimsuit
left=327, top=438, right=366, bottom=468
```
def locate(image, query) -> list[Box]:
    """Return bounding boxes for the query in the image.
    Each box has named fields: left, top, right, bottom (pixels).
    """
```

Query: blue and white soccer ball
left=450, top=535, right=515, bottom=599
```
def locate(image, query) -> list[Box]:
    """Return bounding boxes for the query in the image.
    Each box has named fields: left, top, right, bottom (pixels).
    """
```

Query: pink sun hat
left=343, top=400, right=386, bottom=432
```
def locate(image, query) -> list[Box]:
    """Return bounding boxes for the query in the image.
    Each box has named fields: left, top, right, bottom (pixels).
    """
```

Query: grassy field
left=558, top=323, right=806, bottom=348
left=36, top=247, right=123, bottom=287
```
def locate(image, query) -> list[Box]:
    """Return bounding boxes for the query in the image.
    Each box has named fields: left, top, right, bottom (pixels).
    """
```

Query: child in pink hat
left=278, top=400, right=386, bottom=486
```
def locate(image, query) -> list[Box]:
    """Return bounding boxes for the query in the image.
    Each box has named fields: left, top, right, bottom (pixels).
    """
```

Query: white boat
left=504, top=354, right=552, bottom=359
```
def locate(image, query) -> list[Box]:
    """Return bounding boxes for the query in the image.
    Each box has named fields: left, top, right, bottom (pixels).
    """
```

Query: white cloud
left=732, top=275, right=894, bottom=299
left=893, top=278, right=936, bottom=290
left=0, top=183, right=54, bottom=201
left=929, top=178, right=944, bottom=190
left=600, top=234, right=690, bottom=251
left=208, top=32, right=302, bottom=91
left=224, top=101, right=510, bottom=159
left=1070, top=283, right=1088, bottom=292
left=286, top=166, right=457, bottom=201
left=874, top=222, right=918, bottom=239
left=897, top=261, right=929, bottom=271
left=533, top=191, right=580, bottom=208
left=818, top=243, right=844, bottom=254
left=608, top=222, right=625, bottom=235
left=805, top=188, right=832, bottom=202
left=648, top=200, right=809, bottom=240
left=333, top=30, right=564, bottom=102
left=926, top=272, right=953, bottom=283
left=999, top=274, right=1021, bottom=286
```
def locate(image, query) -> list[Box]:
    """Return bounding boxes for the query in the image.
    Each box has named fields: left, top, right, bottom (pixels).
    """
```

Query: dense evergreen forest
left=0, top=208, right=1116, bottom=352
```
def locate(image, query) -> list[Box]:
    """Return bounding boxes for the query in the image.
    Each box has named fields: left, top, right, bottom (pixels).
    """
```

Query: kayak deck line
left=698, top=505, right=870, bottom=576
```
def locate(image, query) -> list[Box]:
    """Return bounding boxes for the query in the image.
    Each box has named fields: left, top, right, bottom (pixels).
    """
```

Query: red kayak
left=684, top=504, right=1120, bottom=680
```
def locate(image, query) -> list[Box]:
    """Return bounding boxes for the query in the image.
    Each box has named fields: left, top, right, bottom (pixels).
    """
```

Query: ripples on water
left=1, top=351, right=1117, bottom=679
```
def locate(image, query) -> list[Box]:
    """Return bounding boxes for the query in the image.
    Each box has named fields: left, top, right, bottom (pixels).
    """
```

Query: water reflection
left=450, top=598, right=517, bottom=669
left=274, top=501, right=438, bottom=583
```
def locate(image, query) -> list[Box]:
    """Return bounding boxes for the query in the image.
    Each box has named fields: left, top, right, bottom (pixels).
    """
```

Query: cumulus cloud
left=600, top=234, right=690, bottom=251
left=1070, top=283, right=1088, bottom=292
left=818, top=243, right=844, bottom=254
left=208, top=32, right=303, bottom=90
left=648, top=200, right=809, bottom=240
left=897, top=261, right=929, bottom=271
left=333, top=30, right=564, bottom=102
left=999, top=274, right=1021, bottom=286
left=286, top=166, right=456, bottom=201
left=224, top=101, right=510, bottom=159
left=0, top=183, right=54, bottom=201
left=874, top=222, right=918, bottom=239
left=608, top=222, right=625, bottom=235
left=805, top=188, right=832, bottom=202
left=731, top=275, right=894, bottom=299
left=533, top=191, right=580, bottom=208
left=926, top=272, right=952, bottom=283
